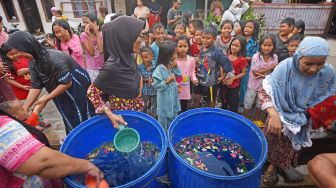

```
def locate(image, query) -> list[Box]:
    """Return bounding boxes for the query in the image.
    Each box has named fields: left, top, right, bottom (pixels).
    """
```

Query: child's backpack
left=197, top=54, right=220, bottom=87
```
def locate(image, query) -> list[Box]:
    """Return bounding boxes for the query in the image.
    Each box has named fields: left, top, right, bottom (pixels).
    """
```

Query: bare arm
left=35, top=82, right=72, bottom=109
left=265, top=107, right=283, bottom=136
left=17, top=146, right=103, bottom=182
left=5, top=78, right=30, bottom=91
left=24, top=89, right=42, bottom=111
left=82, top=37, right=95, bottom=56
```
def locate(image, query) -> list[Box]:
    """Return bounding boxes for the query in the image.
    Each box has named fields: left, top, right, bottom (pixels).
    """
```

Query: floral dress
left=87, top=85, right=144, bottom=113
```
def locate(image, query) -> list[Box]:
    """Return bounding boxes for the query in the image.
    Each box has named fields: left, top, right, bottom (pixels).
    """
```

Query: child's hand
left=192, top=79, right=199, bottom=85
left=17, top=68, right=29, bottom=76
left=35, top=95, right=50, bottom=110
left=166, top=74, right=175, bottom=84
left=21, top=85, right=31, bottom=91
left=178, top=85, right=182, bottom=93
left=217, top=76, right=224, bottom=84
left=224, top=77, right=234, bottom=86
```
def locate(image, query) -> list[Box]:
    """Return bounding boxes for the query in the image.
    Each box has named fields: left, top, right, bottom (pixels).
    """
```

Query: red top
left=228, top=56, right=248, bottom=88
left=189, top=43, right=201, bottom=57
left=8, top=57, right=31, bottom=100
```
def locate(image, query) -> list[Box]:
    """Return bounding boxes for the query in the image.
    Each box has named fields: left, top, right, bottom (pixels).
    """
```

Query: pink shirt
left=60, top=34, right=85, bottom=68
left=177, top=55, right=197, bottom=100
left=0, top=115, right=44, bottom=187
left=248, top=52, right=278, bottom=90
left=80, top=32, right=104, bottom=70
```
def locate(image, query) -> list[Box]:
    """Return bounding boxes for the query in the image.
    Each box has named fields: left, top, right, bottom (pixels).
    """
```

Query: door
left=18, top=0, right=44, bottom=34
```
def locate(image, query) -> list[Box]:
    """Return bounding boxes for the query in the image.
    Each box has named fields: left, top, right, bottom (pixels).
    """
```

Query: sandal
left=262, top=170, right=279, bottom=186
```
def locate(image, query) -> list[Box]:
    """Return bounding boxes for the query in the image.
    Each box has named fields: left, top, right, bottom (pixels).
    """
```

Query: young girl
left=239, top=20, right=259, bottom=111
left=81, top=12, right=104, bottom=81
left=194, top=26, right=233, bottom=108
left=47, top=19, right=85, bottom=68
left=189, top=27, right=203, bottom=57
left=223, top=36, right=247, bottom=113
left=188, top=19, right=204, bottom=44
left=234, top=20, right=246, bottom=36
left=244, top=33, right=278, bottom=122
left=174, top=23, right=187, bottom=38
left=153, top=40, right=181, bottom=131
left=215, top=20, right=234, bottom=53
left=176, top=36, right=198, bottom=112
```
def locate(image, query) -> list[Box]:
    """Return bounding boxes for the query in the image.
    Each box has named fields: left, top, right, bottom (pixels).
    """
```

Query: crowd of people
left=0, top=0, right=335, bottom=187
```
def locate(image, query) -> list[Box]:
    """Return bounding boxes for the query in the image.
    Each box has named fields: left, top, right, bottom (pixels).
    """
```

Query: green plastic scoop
left=113, top=124, right=140, bottom=153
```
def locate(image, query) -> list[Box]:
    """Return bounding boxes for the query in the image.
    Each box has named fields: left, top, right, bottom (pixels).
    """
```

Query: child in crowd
left=174, top=23, right=187, bottom=38
left=288, top=34, right=303, bottom=57
left=189, top=27, right=203, bottom=57
left=0, top=99, right=45, bottom=130
left=244, top=33, right=278, bottom=124
left=275, top=17, right=295, bottom=62
left=153, top=40, right=181, bottom=131
left=151, top=23, right=166, bottom=66
left=188, top=19, right=204, bottom=43
left=55, top=10, right=68, bottom=21
left=292, top=19, right=305, bottom=36
left=81, top=13, right=104, bottom=81
left=239, top=20, right=259, bottom=112
left=223, top=36, right=247, bottom=113
left=194, top=26, right=233, bottom=108
left=215, top=20, right=234, bottom=53
left=176, top=36, right=198, bottom=112
left=47, top=19, right=85, bottom=68
left=234, top=20, right=247, bottom=36
left=137, top=31, right=152, bottom=65
left=138, top=47, right=156, bottom=116
left=3, top=53, right=31, bottom=100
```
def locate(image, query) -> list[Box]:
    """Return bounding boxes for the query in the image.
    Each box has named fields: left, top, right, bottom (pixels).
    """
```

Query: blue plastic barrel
left=60, top=111, right=167, bottom=188
left=168, top=108, right=268, bottom=188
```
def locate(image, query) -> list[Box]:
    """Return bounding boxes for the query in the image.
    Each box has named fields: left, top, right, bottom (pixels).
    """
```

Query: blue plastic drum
left=168, top=108, right=268, bottom=188
left=60, top=111, right=167, bottom=188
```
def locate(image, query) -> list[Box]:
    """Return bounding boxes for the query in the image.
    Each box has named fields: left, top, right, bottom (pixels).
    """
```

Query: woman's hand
left=104, top=108, right=127, bottom=129
left=192, top=79, right=199, bottom=85
left=84, top=161, right=104, bottom=186
left=266, top=108, right=283, bottom=136
left=35, top=95, right=50, bottom=110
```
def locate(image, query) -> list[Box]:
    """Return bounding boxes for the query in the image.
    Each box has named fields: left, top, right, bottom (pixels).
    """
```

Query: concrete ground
left=41, top=35, right=336, bottom=186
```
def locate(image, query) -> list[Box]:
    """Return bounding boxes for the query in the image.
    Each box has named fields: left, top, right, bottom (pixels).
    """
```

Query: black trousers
left=222, top=86, right=240, bottom=113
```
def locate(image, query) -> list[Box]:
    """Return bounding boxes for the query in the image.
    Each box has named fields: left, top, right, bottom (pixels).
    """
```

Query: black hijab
left=6, top=31, right=79, bottom=92
left=94, top=16, right=145, bottom=99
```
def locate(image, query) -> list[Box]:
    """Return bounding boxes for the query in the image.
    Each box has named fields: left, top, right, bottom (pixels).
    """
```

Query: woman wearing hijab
left=220, top=0, right=249, bottom=25
left=81, top=12, right=104, bottom=81
left=87, top=16, right=145, bottom=128
left=259, top=37, right=336, bottom=186
left=5, top=31, right=95, bottom=134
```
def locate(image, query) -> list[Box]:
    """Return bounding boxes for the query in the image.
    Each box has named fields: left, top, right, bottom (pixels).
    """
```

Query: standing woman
left=5, top=31, right=95, bottom=134
left=87, top=16, right=145, bottom=128
left=260, top=37, right=336, bottom=185
left=81, top=12, right=104, bottom=81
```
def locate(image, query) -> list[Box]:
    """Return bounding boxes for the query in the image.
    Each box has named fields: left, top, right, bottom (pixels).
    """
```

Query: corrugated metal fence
left=252, top=3, right=336, bottom=35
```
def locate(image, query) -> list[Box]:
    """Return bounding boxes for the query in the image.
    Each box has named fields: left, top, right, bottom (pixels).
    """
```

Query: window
left=41, top=0, right=55, bottom=22
left=71, top=0, right=97, bottom=18
left=0, top=0, right=19, bottom=21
